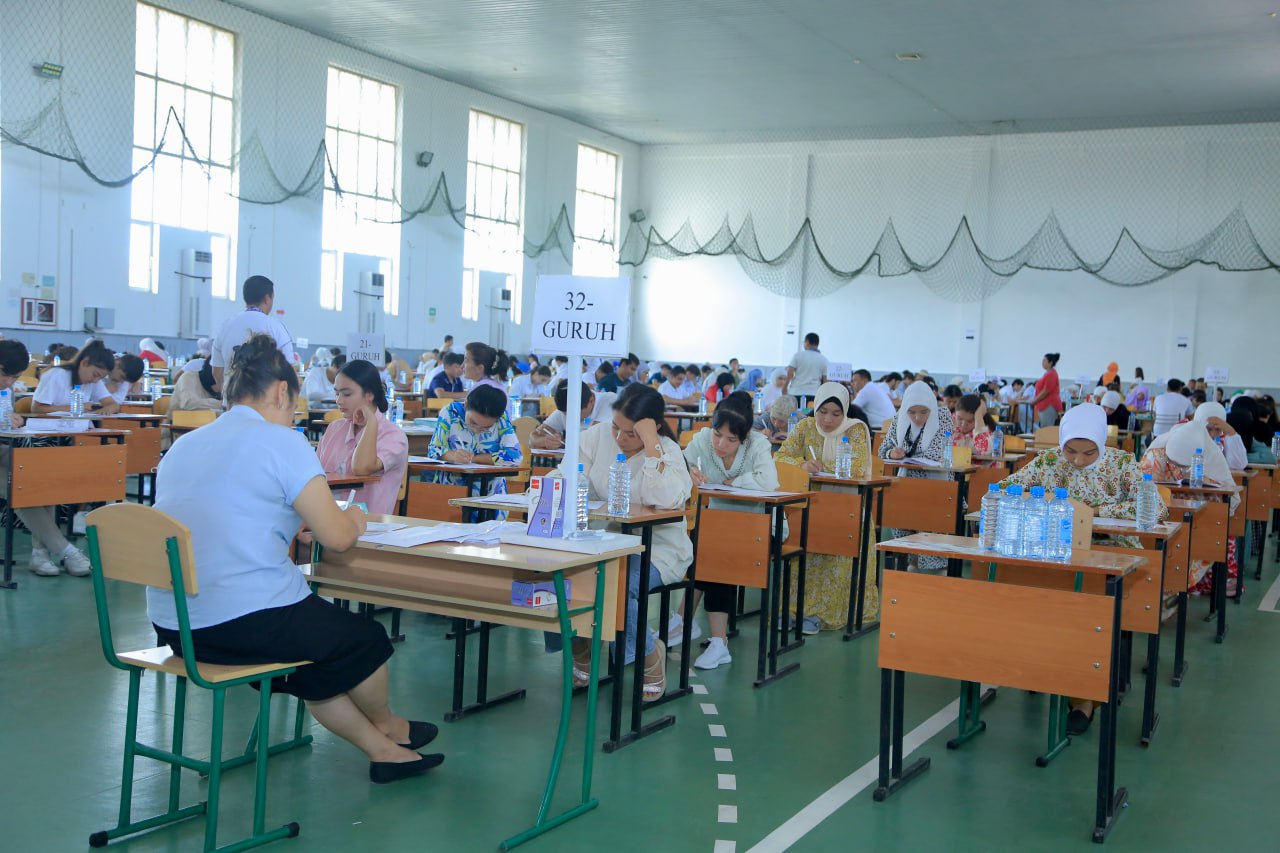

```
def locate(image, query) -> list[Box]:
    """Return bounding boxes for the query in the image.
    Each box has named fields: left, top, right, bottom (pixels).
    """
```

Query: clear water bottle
left=698, top=396, right=708, bottom=415
left=575, top=463, right=590, bottom=533
left=1272, top=434, right=1280, bottom=459
left=1136, top=473, right=1159, bottom=531
left=53, top=355, right=61, bottom=367
left=399, top=369, right=407, bottom=386
left=1050, top=487, right=1074, bottom=561
left=608, top=453, right=631, bottom=516
left=997, top=485, right=1024, bottom=556
left=1190, top=448, right=1204, bottom=487
left=151, top=379, right=161, bottom=402
left=0, top=389, right=11, bottom=430
left=941, top=432, right=953, bottom=467
left=1021, top=486, right=1048, bottom=558
left=991, top=426, right=1004, bottom=458
left=979, top=483, right=1001, bottom=551
left=835, top=436, right=853, bottom=478
left=413, top=375, right=423, bottom=395
left=69, top=385, right=84, bottom=417
left=788, top=410, right=799, bottom=435
left=510, top=395, right=521, bottom=422
left=754, top=391, right=764, bottom=414
left=1128, top=413, right=1137, bottom=432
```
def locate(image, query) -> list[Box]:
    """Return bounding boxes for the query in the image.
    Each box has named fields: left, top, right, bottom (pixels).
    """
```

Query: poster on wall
left=21, top=298, right=56, bottom=327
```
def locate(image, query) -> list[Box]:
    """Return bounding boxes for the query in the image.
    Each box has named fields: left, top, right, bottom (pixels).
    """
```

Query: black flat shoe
left=400, top=721, right=439, bottom=751
left=1066, top=708, right=1094, bottom=736
left=369, top=752, right=444, bottom=784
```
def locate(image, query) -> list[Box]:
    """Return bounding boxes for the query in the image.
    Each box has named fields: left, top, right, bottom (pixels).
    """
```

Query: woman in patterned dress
left=425, top=385, right=521, bottom=493
left=879, top=380, right=955, bottom=572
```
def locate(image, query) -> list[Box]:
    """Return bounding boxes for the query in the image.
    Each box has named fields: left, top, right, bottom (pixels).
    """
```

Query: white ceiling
left=229, top=0, right=1280, bottom=144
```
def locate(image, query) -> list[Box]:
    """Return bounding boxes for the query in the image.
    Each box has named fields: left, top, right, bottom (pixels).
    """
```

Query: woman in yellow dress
left=775, top=382, right=878, bottom=632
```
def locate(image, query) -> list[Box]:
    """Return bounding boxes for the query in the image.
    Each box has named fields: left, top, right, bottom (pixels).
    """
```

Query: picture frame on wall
left=21, top=298, right=56, bottom=327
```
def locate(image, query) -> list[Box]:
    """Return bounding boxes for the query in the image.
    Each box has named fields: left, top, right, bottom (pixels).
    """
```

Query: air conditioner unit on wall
left=179, top=247, right=213, bottom=337
left=358, top=271, right=385, bottom=334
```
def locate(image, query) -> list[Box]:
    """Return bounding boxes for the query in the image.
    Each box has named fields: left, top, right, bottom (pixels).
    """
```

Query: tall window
left=130, top=3, right=237, bottom=297
left=573, top=144, right=620, bottom=277
left=463, top=110, right=525, bottom=322
left=322, top=67, right=401, bottom=314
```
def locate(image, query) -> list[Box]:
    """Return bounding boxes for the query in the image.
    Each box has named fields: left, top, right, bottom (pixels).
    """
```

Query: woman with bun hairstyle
left=1031, top=352, right=1063, bottom=428
left=316, top=359, right=409, bottom=515
left=151, top=334, right=441, bottom=784
left=463, top=341, right=510, bottom=395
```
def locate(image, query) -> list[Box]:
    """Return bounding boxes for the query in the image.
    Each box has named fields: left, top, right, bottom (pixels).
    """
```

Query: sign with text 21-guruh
left=530, top=275, right=630, bottom=358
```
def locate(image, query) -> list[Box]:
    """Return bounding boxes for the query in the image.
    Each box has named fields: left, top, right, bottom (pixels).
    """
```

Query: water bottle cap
left=73, top=384, right=81, bottom=390
left=578, top=463, right=584, bottom=472
left=1030, top=486, right=1044, bottom=497
left=1142, top=473, right=1152, bottom=481
left=615, top=453, right=625, bottom=462
left=1007, top=485, right=1022, bottom=495
left=988, top=484, right=1000, bottom=493
left=841, top=436, right=849, bottom=443
left=1055, top=488, right=1068, bottom=498
left=944, top=431, right=951, bottom=436
left=1195, top=448, right=1202, bottom=453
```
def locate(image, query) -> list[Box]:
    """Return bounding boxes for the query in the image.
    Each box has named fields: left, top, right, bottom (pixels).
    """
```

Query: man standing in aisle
left=786, top=332, right=828, bottom=407
left=210, top=275, right=295, bottom=392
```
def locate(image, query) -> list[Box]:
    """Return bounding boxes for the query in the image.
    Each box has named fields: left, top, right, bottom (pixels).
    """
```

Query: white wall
left=0, top=0, right=639, bottom=358
left=633, top=124, right=1280, bottom=387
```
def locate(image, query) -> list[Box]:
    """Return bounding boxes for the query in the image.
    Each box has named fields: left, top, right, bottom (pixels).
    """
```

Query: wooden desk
left=692, top=489, right=811, bottom=686
left=1157, top=481, right=1238, bottom=642
left=809, top=474, right=894, bottom=640
left=0, top=428, right=129, bottom=587
left=1244, top=463, right=1275, bottom=581
left=881, top=462, right=978, bottom=576
left=874, top=533, right=1142, bottom=842
left=407, top=461, right=527, bottom=523
left=309, top=514, right=638, bottom=851
left=324, top=473, right=378, bottom=489
left=100, top=415, right=166, bottom=503
left=400, top=423, right=437, bottom=455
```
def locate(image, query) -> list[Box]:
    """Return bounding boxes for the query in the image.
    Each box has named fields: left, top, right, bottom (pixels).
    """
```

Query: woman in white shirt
left=302, top=354, right=346, bottom=403
left=565, top=383, right=692, bottom=701
left=170, top=360, right=224, bottom=413
left=151, top=334, right=440, bottom=784
left=32, top=340, right=120, bottom=415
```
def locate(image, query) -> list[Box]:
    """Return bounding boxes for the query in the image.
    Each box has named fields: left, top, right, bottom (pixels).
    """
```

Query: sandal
left=642, top=639, right=666, bottom=702
left=572, top=637, right=592, bottom=688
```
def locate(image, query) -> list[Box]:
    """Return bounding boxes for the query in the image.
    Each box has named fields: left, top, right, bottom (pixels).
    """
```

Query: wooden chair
left=539, top=396, right=557, bottom=418
left=512, top=417, right=540, bottom=487
left=323, top=409, right=344, bottom=424
left=152, top=395, right=172, bottom=416
left=84, top=503, right=307, bottom=852
left=1004, top=435, right=1027, bottom=452
left=427, top=398, right=450, bottom=414
left=679, top=429, right=698, bottom=449
left=171, top=409, right=217, bottom=428
left=1033, top=425, right=1059, bottom=446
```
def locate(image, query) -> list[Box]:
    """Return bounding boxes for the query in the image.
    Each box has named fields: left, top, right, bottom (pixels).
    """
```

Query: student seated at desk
left=509, top=364, right=551, bottom=399
left=1002, top=403, right=1165, bottom=735
left=952, top=394, right=996, bottom=458
left=878, top=380, right=955, bottom=574
left=761, top=367, right=789, bottom=410
left=658, top=365, right=700, bottom=410
left=152, top=334, right=440, bottom=783
left=940, top=384, right=963, bottom=415
left=317, top=360, right=409, bottom=515
left=382, top=350, right=414, bottom=391
left=103, top=354, right=146, bottom=405
left=1229, top=398, right=1275, bottom=464
left=1192, top=402, right=1248, bottom=471
left=427, top=352, right=466, bottom=399
left=32, top=340, right=121, bottom=415
left=562, top=382, right=691, bottom=699
left=755, top=395, right=798, bottom=442
left=673, top=391, right=777, bottom=668
left=426, top=385, right=520, bottom=493
left=704, top=371, right=736, bottom=404
left=138, top=337, right=168, bottom=368
left=532, top=380, right=617, bottom=449
left=1100, top=390, right=1130, bottom=430
left=775, top=382, right=878, bottom=631
left=302, top=353, right=345, bottom=403
left=170, top=359, right=224, bottom=413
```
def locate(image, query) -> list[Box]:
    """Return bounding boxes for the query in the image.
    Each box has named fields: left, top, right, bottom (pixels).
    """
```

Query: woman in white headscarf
left=138, top=337, right=167, bottom=368
left=775, top=382, right=877, bottom=631
left=760, top=367, right=790, bottom=410
left=1100, top=390, right=1129, bottom=430
left=879, top=380, right=956, bottom=572
left=1192, top=401, right=1248, bottom=471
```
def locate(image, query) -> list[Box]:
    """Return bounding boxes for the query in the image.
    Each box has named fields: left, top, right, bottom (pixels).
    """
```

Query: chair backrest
left=1034, top=425, right=1059, bottom=446
left=427, top=397, right=450, bottom=413
left=513, top=416, right=540, bottom=487
left=539, top=396, right=557, bottom=418
left=775, top=459, right=810, bottom=492
left=323, top=409, right=344, bottom=423
left=152, top=395, right=172, bottom=415
left=86, top=503, right=197, bottom=593
left=679, top=429, right=697, bottom=449
left=171, top=409, right=216, bottom=428
left=1004, top=435, right=1027, bottom=452
left=881, top=418, right=894, bottom=432
left=14, top=395, right=32, bottom=414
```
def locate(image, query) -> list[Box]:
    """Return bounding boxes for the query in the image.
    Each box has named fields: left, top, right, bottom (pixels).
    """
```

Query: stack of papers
left=19, top=418, right=93, bottom=433
left=697, top=483, right=791, bottom=498
left=359, top=519, right=522, bottom=547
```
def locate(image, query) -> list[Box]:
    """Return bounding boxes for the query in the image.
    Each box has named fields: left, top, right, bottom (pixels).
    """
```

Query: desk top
left=1248, top=462, right=1278, bottom=471
left=810, top=473, right=893, bottom=488
left=695, top=486, right=811, bottom=505
left=408, top=459, right=526, bottom=476
left=325, top=473, right=379, bottom=488
left=1157, top=480, right=1240, bottom=498
left=972, top=453, right=1029, bottom=464
left=883, top=460, right=978, bottom=474
left=1166, top=498, right=1207, bottom=514
left=447, top=494, right=686, bottom=526
left=878, top=532, right=1142, bottom=576
left=99, top=413, right=166, bottom=423
left=0, top=427, right=128, bottom=440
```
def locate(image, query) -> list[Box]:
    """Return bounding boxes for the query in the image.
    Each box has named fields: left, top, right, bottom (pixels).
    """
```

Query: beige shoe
left=641, top=639, right=666, bottom=702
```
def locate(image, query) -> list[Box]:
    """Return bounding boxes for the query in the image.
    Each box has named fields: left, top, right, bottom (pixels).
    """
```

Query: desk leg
left=1233, top=535, right=1245, bottom=603
left=1172, top=591, right=1189, bottom=687
left=1214, top=559, right=1229, bottom=643
left=2, top=474, right=14, bottom=589
left=757, top=508, right=799, bottom=687
left=946, top=680, right=992, bottom=750
left=1255, top=521, right=1265, bottom=581
left=1093, top=575, right=1128, bottom=843
left=1140, top=632, right=1161, bottom=747
left=1036, top=695, right=1071, bottom=767
left=947, top=474, right=971, bottom=578
left=873, top=668, right=929, bottom=801
left=845, top=487, right=880, bottom=641
left=444, top=619, right=526, bottom=723
left=779, top=504, right=806, bottom=656
left=1117, top=631, right=1133, bottom=702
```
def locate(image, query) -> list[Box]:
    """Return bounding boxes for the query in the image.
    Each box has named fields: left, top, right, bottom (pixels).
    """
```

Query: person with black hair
left=562, top=382, right=692, bottom=701
left=0, top=340, right=32, bottom=391
left=302, top=353, right=346, bottom=403
left=705, top=371, right=736, bottom=404
left=1030, top=352, right=1063, bottom=427
left=1153, top=378, right=1195, bottom=436
left=316, top=360, right=408, bottom=515
left=598, top=354, right=637, bottom=394
left=533, top=380, right=617, bottom=449
left=425, top=384, right=521, bottom=491
left=463, top=341, right=510, bottom=395
left=786, top=332, right=828, bottom=404
left=427, top=352, right=466, bottom=399
left=383, top=350, right=414, bottom=391
left=103, top=354, right=147, bottom=405
left=953, top=394, right=999, bottom=457
left=152, top=334, right=439, bottom=783
left=658, top=365, right=699, bottom=409
left=511, top=364, right=552, bottom=399
left=941, top=384, right=964, bottom=414
left=671, top=391, right=778, bottom=669
left=171, top=358, right=224, bottom=413
left=850, top=368, right=896, bottom=425
left=32, top=340, right=120, bottom=415
left=210, top=274, right=295, bottom=392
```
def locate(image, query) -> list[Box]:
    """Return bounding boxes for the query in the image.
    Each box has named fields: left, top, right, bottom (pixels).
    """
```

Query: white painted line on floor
left=1258, top=568, right=1280, bottom=612
left=718, top=773, right=737, bottom=790
left=714, top=747, right=734, bottom=762
left=709, top=724, right=727, bottom=738
left=744, top=695, right=964, bottom=853
left=713, top=841, right=737, bottom=853
left=719, top=804, right=739, bottom=824
left=701, top=702, right=720, bottom=716
left=692, top=683, right=709, bottom=694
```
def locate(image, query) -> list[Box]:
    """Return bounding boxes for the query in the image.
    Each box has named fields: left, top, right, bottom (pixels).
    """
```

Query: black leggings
left=696, top=580, right=736, bottom=615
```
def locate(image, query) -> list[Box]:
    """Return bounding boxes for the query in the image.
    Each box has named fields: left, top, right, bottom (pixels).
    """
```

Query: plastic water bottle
left=1021, top=486, right=1048, bottom=558
left=510, top=395, right=521, bottom=422
left=997, top=485, right=1024, bottom=556
left=941, top=432, right=953, bottom=467
left=53, top=355, right=61, bottom=367
left=1190, top=448, right=1204, bottom=487
left=413, top=375, right=423, bottom=395
left=1136, top=473, right=1159, bottom=531
left=151, top=379, right=161, bottom=402
left=991, top=426, right=1004, bottom=458
left=979, top=483, right=1001, bottom=551
left=1050, top=488, right=1074, bottom=561
left=575, top=463, right=590, bottom=533
left=698, top=396, right=708, bottom=415
left=755, top=391, right=764, bottom=414
left=788, top=410, right=799, bottom=435
left=608, top=453, right=631, bottom=516
left=1128, top=413, right=1137, bottom=432
left=399, top=369, right=407, bottom=386
left=70, top=385, right=84, bottom=417
left=1271, top=434, right=1280, bottom=459
left=835, top=436, right=853, bottom=478
left=0, top=390, right=12, bottom=430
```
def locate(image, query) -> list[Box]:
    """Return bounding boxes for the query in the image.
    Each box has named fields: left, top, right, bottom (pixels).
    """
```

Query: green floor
left=4, top=530, right=1280, bottom=852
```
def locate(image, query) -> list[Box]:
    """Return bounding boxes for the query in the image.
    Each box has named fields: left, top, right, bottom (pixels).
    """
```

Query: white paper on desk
left=21, top=418, right=93, bottom=433
left=697, top=483, right=790, bottom=498
left=363, top=521, right=406, bottom=533
left=463, top=492, right=533, bottom=508
left=415, top=460, right=494, bottom=470
left=359, top=519, right=519, bottom=547
left=407, top=455, right=432, bottom=463
left=895, top=457, right=940, bottom=467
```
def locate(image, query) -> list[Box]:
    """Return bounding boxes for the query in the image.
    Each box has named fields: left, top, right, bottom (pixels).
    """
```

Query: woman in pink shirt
left=1031, top=352, right=1063, bottom=428
left=317, top=360, right=409, bottom=514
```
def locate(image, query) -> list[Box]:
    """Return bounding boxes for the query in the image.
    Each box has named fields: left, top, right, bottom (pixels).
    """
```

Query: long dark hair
left=61, top=341, right=114, bottom=379
left=465, top=341, right=510, bottom=379
left=711, top=391, right=754, bottom=441
left=957, top=394, right=998, bottom=431
left=225, top=333, right=298, bottom=404
left=197, top=359, right=218, bottom=397
left=612, top=383, right=676, bottom=441
left=339, top=359, right=389, bottom=413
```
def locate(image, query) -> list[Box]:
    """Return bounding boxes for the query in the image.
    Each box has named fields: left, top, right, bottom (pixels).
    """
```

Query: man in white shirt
left=850, top=368, right=897, bottom=426
left=1152, top=379, right=1195, bottom=436
left=786, top=332, right=828, bottom=404
left=532, top=381, right=618, bottom=448
left=659, top=366, right=700, bottom=409
left=210, top=275, right=295, bottom=391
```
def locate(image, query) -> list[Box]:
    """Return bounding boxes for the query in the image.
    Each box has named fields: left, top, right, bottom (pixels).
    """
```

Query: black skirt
left=154, top=594, right=394, bottom=701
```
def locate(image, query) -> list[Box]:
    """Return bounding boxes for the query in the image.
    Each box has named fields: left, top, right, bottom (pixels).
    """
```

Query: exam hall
left=2, top=1, right=1280, bottom=851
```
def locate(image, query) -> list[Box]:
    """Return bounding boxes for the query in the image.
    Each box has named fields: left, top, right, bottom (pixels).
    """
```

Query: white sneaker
left=59, top=546, right=92, bottom=577
left=694, top=637, right=732, bottom=669
left=72, top=511, right=88, bottom=535
left=666, top=613, right=703, bottom=647
left=28, top=547, right=60, bottom=576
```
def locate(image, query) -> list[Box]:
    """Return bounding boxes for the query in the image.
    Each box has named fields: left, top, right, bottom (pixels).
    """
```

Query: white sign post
left=347, top=332, right=385, bottom=367
left=531, top=275, right=631, bottom=538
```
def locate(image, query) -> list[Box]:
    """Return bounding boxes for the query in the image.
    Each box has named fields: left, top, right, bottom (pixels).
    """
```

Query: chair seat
left=118, top=646, right=309, bottom=683
left=779, top=544, right=805, bottom=559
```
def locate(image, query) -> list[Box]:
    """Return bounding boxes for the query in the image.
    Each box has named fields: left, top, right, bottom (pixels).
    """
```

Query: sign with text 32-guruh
left=531, top=275, right=630, bottom=358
